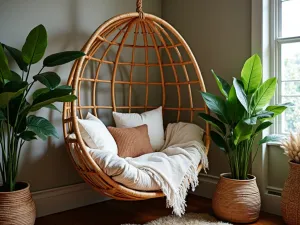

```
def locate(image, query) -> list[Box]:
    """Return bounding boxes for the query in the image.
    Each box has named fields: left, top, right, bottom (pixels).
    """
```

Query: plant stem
left=25, top=63, right=32, bottom=82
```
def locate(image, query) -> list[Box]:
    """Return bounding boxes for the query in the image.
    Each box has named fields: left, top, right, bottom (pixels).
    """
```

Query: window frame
left=271, top=0, right=300, bottom=134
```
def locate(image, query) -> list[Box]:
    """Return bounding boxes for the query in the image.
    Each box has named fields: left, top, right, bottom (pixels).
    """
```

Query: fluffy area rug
left=124, top=213, right=232, bottom=225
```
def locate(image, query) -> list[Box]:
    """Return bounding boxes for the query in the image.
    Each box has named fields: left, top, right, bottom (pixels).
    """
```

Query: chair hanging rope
left=136, top=0, right=145, bottom=19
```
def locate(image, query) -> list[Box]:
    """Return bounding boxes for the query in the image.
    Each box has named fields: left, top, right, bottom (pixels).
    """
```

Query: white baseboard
left=32, top=176, right=283, bottom=218
left=32, top=183, right=109, bottom=218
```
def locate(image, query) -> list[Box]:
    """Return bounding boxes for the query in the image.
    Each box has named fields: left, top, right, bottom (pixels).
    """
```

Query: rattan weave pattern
left=0, top=183, right=36, bottom=225
left=282, top=161, right=300, bottom=225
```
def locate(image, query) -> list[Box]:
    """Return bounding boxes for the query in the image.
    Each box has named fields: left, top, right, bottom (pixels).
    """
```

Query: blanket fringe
left=146, top=164, right=199, bottom=217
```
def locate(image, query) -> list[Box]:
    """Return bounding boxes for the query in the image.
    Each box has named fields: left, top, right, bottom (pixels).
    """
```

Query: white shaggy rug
left=124, top=213, right=232, bottom=225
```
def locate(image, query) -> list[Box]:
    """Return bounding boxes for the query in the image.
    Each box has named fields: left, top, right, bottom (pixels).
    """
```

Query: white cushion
left=112, top=107, right=164, bottom=150
left=77, top=113, right=118, bottom=154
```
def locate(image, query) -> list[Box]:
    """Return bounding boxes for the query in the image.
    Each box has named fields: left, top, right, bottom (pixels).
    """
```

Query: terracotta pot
left=212, top=173, right=261, bottom=223
left=281, top=161, right=300, bottom=225
left=0, top=182, right=36, bottom=225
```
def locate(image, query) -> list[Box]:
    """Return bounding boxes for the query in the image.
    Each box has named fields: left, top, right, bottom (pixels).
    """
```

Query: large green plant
left=199, top=54, right=292, bottom=180
left=0, top=24, right=85, bottom=191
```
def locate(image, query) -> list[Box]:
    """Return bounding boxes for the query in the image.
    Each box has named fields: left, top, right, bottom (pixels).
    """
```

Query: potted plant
left=199, top=54, right=291, bottom=223
left=281, top=132, right=300, bottom=225
left=0, top=24, right=84, bottom=224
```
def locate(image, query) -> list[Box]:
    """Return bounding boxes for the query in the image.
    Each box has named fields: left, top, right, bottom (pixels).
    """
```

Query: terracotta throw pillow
left=108, top=125, right=154, bottom=158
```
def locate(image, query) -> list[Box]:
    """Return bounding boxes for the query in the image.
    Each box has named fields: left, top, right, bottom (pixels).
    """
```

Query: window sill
left=267, top=142, right=281, bottom=146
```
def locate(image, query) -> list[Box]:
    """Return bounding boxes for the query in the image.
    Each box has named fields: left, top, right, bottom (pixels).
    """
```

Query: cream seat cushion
left=77, top=113, right=118, bottom=154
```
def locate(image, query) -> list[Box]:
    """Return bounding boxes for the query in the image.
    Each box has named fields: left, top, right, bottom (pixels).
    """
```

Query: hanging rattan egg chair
left=63, top=0, right=210, bottom=201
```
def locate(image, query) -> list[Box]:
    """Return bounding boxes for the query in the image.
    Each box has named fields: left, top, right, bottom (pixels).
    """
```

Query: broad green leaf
left=254, top=121, right=273, bottom=135
left=227, top=86, right=245, bottom=122
left=32, top=88, right=50, bottom=100
left=33, top=72, right=61, bottom=90
left=266, top=102, right=293, bottom=117
left=0, top=44, right=11, bottom=82
left=27, top=115, right=58, bottom=140
left=233, top=120, right=253, bottom=145
left=43, top=51, right=85, bottom=67
left=201, top=92, right=228, bottom=123
left=3, top=81, right=28, bottom=92
left=0, top=110, right=5, bottom=120
left=256, top=110, right=274, bottom=121
left=259, top=134, right=286, bottom=145
left=8, top=95, right=30, bottom=133
left=198, top=113, right=226, bottom=135
left=45, top=104, right=61, bottom=112
left=256, top=110, right=274, bottom=120
left=30, top=94, right=76, bottom=112
left=0, top=82, right=28, bottom=108
left=3, top=44, right=28, bottom=71
left=250, top=77, right=277, bottom=113
left=211, top=70, right=230, bottom=98
left=33, top=85, right=71, bottom=101
left=2, top=71, right=21, bottom=83
left=210, top=131, right=227, bottom=152
left=22, top=24, right=47, bottom=64
left=244, top=117, right=257, bottom=125
left=19, top=131, right=37, bottom=141
left=233, top=78, right=249, bottom=112
left=9, top=71, right=22, bottom=81
left=0, top=92, right=23, bottom=108
left=241, top=54, right=262, bottom=94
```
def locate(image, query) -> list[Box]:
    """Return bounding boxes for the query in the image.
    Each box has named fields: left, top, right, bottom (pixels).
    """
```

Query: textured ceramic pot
left=0, top=182, right=36, bottom=225
left=282, top=161, right=300, bottom=225
left=212, top=173, right=261, bottom=223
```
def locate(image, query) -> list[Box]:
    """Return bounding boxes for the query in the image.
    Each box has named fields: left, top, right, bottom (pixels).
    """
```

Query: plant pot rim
left=289, top=160, right=300, bottom=166
left=220, top=173, right=256, bottom=181
left=0, top=182, right=30, bottom=193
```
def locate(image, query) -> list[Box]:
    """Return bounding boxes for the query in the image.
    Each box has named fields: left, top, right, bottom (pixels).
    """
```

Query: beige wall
left=0, top=0, right=162, bottom=192
left=162, top=0, right=252, bottom=176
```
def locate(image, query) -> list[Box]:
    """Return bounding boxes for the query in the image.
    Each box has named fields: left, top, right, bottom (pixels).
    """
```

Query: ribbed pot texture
left=212, top=173, right=261, bottom=223
left=0, top=182, right=36, bottom=225
left=282, top=161, right=300, bottom=225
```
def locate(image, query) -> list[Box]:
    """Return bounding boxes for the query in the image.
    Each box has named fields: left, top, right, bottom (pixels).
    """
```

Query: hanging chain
left=136, top=0, right=145, bottom=19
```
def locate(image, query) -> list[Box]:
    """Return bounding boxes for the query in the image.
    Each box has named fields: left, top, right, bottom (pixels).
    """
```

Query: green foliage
left=33, top=72, right=61, bottom=90
left=43, top=51, right=86, bottom=67
left=241, top=54, right=262, bottom=94
left=212, top=70, right=230, bottom=98
left=3, top=44, right=28, bottom=71
left=27, top=115, right=58, bottom=140
left=0, top=45, right=11, bottom=82
left=0, top=24, right=85, bottom=191
left=199, top=54, right=291, bottom=180
left=22, top=25, right=47, bottom=64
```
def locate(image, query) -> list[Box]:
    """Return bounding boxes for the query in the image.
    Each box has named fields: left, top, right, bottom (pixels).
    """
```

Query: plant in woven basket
left=0, top=24, right=85, bottom=192
left=199, top=54, right=292, bottom=180
left=281, top=132, right=300, bottom=163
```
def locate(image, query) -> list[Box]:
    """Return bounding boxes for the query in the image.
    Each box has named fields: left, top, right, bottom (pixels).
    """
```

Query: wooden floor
left=36, top=195, right=284, bottom=225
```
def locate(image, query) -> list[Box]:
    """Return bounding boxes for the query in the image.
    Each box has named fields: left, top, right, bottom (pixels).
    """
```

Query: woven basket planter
left=0, top=182, right=36, bottom=225
left=282, top=161, right=300, bottom=225
left=212, top=173, right=261, bottom=223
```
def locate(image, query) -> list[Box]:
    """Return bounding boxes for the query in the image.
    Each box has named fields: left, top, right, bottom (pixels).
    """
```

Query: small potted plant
left=0, top=24, right=84, bottom=225
left=281, top=132, right=300, bottom=224
left=199, top=54, right=291, bottom=223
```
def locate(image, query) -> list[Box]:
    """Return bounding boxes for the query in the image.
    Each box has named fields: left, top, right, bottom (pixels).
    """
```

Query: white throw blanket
left=87, top=122, right=208, bottom=216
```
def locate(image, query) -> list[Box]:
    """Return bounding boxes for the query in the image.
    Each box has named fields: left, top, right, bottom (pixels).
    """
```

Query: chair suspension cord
left=136, top=0, right=145, bottom=19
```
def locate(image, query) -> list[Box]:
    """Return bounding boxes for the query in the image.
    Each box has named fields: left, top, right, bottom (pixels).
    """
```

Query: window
left=272, top=0, right=300, bottom=133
